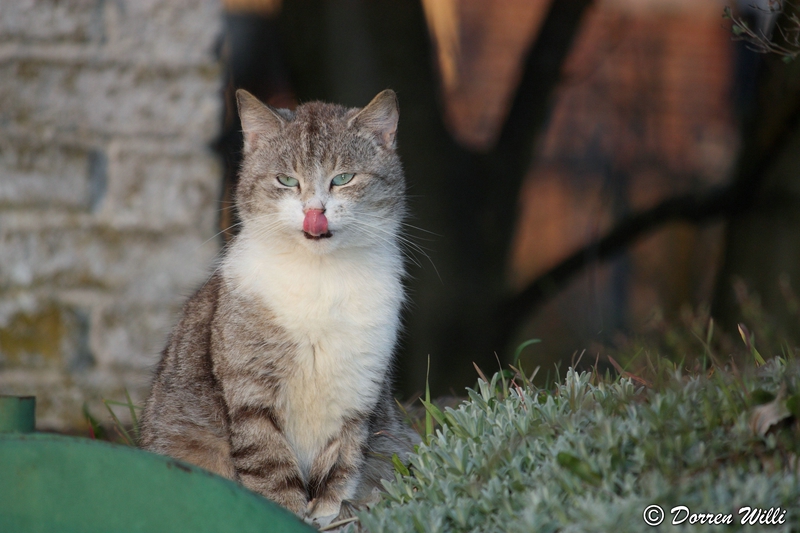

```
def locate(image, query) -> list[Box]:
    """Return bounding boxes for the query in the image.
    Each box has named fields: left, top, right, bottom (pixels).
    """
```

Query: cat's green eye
left=276, top=175, right=299, bottom=187
left=331, top=173, right=355, bottom=187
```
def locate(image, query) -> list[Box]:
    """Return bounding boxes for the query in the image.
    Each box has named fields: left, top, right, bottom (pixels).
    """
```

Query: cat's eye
left=331, top=173, right=355, bottom=187
left=276, top=174, right=299, bottom=187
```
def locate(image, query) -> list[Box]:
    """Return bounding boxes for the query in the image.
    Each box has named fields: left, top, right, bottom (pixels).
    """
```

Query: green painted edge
left=0, top=433, right=316, bottom=533
left=0, top=395, right=36, bottom=433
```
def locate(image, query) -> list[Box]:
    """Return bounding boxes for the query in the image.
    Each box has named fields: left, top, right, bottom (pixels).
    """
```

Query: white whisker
left=357, top=211, right=441, bottom=238
left=349, top=223, right=422, bottom=269
left=349, top=219, right=440, bottom=280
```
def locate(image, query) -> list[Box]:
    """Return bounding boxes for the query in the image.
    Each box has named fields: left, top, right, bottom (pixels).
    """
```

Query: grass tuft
left=358, top=352, right=800, bottom=532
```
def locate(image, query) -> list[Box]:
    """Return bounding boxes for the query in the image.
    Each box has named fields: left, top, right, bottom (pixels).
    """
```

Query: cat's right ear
left=349, top=89, right=399, bottom=149
left=236, top=89, right=286, bottom=154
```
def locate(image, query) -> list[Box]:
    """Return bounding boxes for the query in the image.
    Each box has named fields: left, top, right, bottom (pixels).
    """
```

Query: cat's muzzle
left=304, top=231, right=333, bottom=240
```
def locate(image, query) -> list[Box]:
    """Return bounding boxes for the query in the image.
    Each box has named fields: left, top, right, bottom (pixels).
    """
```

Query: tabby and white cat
left=139, top=89, right=418, bottom=525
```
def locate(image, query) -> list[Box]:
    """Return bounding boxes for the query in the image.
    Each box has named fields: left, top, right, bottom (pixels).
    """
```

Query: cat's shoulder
left=176, top=273, right=226, bottom=327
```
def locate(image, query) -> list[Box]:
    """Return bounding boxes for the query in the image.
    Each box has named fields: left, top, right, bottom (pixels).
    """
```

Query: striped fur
left=139, top=90, right=419, bottom=525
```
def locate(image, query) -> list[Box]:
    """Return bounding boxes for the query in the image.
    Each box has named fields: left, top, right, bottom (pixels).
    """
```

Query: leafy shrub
left=359, top=359, right=800, bottom=532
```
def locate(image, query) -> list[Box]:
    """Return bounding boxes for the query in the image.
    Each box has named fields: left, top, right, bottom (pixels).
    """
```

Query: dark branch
left=494, top=185, right=735, bottom=347
left=495, top=86, right=800, bottom=349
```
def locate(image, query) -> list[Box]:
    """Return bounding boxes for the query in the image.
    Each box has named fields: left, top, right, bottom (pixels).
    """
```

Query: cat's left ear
left=350, top=90, right=399, bottom=149
left=236, top=89, right=287, bottom=154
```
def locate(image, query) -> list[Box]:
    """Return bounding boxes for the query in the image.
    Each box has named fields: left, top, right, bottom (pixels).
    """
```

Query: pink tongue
left=303, top=209, right=328, bottom=236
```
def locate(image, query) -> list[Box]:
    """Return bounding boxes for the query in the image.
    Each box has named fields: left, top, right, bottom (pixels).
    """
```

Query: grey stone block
left=0, top=58, right=221, bottom=141
left=104, top=0, right=222, bottom=65
left=0, top=138, right=96, bottom=209
left=101, top=142, right=221, bottom=231
left=89, top=303, right=175, bottom=371
left=0, top=0, right=105, bottom=44
left=0, top=300, right=92, bottom=373
left=0, top=225, right=216, bottom=295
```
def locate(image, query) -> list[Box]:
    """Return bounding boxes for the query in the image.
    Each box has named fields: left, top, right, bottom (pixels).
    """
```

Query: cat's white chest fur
left=224, top=235, right=403, bottom=477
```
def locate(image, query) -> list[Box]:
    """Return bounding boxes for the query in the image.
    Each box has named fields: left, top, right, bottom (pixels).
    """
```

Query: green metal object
left=0, top=395, right=36, bottom=433
left=0, top=398, right=315, bottom=533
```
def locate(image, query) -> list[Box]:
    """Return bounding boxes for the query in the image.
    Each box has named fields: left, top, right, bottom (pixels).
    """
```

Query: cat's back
left=148, top=274, right=222, bottom=387
left=139, top=274, right=234, bottom=476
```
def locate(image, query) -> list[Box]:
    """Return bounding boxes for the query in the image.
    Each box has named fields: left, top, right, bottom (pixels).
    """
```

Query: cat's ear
left=236, top=89, right=286, bottom=154
left=350, top=89, right=399, bottom=149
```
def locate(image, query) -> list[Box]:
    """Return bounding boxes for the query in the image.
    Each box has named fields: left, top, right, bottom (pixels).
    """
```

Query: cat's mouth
left=303, top=231, right=333, bottom=240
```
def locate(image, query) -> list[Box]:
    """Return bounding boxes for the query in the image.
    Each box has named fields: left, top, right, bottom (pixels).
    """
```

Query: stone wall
left=0, top=0, right=223, bottom=431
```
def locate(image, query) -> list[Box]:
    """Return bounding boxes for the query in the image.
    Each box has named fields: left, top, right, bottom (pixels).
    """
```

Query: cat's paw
left=306, top=498, right=341, bottom=528
left=332, top=499, right=358, bottom=521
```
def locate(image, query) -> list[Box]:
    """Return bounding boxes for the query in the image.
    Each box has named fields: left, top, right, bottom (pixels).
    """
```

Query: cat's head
left=234, top=89, right=406, bottom=255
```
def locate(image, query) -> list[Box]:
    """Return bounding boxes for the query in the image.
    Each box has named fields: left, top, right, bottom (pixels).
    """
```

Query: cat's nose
left=303, top=208, right=329, bottom=237
left=303, top=201, right=325, bottom=214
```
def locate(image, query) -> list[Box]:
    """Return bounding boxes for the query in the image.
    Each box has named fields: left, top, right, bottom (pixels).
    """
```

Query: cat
left=138, top=88, right=419, bottom=526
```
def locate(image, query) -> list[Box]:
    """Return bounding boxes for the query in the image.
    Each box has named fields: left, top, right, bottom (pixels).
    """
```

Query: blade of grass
left=103, top=399, right=134, bottom=446
left=124, top=388, right=140, bottom=443
left=513, top=339, right=541, bottom=366
left=738, top=323, right=766, bottom=365
left=420, top=398, right=447, bottom=429
left=425, top=355, right=433, bottom=443
left=573, top=349, right=586, bottom=369
left=103, top=399, right=144, bottom=409
left=706, top=317, right=715, bottom=349
left=320, top=517, right=359, bottom=531
left=607, top=355, right=652, bottom=387
left=395, top=398, right=422, bottom=437
left=472, top=362, right=489, bottom=384
left=494, top=352, right=508, bottom=397
left=391, top=453, right=410, bottom=476
left=508, top=364, right=530, bottom=390
left=82, top=403, right=106, bottom=441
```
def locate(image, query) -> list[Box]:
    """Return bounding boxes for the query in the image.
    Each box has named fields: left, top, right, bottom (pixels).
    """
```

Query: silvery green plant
left=357, top=359, right=800, bottom=533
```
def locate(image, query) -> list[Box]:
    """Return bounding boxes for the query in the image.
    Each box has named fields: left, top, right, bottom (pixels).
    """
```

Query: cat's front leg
left=305, top=417, right=368, bottom=525
left=228, top=404, right=308, bottom=514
